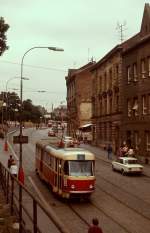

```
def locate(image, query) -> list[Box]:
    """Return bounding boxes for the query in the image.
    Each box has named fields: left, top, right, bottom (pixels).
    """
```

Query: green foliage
left=0, top=92, right=45, bottom=123
left=0, top=17, right=9, bottom=55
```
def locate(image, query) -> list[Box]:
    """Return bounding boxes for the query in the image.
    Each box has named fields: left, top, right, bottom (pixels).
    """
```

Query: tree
left=0, top=17, right=9, bottom=56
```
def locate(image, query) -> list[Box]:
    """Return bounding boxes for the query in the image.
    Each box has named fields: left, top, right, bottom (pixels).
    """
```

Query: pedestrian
left=122, top=144, right=128, bottom=156
left=107, top=144, right=112, bottom=160
left=7, top=155, right=14, bottom=169
left=88, top=218, right=103, bottom=233
left=128, top=148, right=134, bottom=157
left=117, top=146, right=123, bottom=157
left=10, top=160, right=18, bottom=178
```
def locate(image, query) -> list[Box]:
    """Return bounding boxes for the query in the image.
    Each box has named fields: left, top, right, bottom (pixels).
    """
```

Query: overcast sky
left=0, top=0, right=148, bottom=111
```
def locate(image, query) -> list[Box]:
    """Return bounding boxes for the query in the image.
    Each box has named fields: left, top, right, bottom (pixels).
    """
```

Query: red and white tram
left=35, top=140, right=96, bottom=199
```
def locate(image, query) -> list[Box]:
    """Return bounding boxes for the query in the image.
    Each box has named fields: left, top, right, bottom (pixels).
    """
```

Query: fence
left=0, top=162, right=70, bottom=233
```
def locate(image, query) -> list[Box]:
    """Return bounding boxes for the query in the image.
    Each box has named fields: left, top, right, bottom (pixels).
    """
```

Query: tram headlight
left=89, top=184, right=93, bottom=189
left=71, top=184, right=75, bottom=189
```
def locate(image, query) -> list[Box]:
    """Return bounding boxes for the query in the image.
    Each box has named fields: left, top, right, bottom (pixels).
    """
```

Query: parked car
left=48, top=130, right=55, bottom=137
left=112, top=157, right=143, bottom=175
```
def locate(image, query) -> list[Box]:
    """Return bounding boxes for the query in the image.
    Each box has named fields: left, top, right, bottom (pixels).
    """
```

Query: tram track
left=96, top=180, right=150, bottom=221
left=8, top=129, right=150, bottom=233
left=67, top=201, right=132, bottom=233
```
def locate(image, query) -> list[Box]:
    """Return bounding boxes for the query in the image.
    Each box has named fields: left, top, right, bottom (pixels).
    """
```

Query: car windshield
left=68, top=160, right=93, bottom=176
left=125, top=160, right=138, bottom=165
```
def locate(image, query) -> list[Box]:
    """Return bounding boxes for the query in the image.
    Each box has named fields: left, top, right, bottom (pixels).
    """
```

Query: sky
left=0, top=0, right=148, bottom=111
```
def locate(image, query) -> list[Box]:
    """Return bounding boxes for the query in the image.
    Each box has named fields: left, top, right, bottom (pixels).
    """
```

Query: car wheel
left=121, top=169, right=125, bottom=175
left=112, top=165, right=115, bottom=171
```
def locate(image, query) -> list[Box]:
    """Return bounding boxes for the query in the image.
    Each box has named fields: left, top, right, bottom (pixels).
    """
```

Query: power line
left=0, top=59, right=66, bottom=72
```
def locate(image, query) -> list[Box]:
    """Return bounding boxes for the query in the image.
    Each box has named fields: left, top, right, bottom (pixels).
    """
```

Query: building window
left=127, top=66, right=131, bottom=84
left=142, top=95, right=147, bottom=115
left=109, top=68, right=112, bottom=89
left=116, top=64, right=119, bottom=85
left=148, top=57, right=150, bottom=77
left=133, top=63, right=138, bottom=82
left=132, top=98, right=139, bottom=116
left=104, top=72, right=107, bottom=90
left=141, top=59, right=146, bottom=78
left=115, top=95, right=119, bottom=112
left=105, top=98, right=107, bottom=115
left=134, top=131, right=139, bottom=150
left=99, top=76, right=102, bottom=92
left=127, top=99, right=132, bottom=117
left=145, top=131, right=150, bottom=151
left=109, top=98, right=112, bottom=114
left=148, top=94, right=150, bottom=114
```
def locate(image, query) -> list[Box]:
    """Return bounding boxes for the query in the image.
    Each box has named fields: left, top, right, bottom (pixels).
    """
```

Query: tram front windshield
left=67, top=160, right=93, bottom=176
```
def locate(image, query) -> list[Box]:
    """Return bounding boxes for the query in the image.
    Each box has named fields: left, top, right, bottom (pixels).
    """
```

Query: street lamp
left=18, top=46, right=64, bottom=184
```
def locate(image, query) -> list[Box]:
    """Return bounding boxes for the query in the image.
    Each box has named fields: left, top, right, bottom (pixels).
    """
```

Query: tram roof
left=36, top=139, right=95, bottom=160
left=47, top=146, right=95, bottom=160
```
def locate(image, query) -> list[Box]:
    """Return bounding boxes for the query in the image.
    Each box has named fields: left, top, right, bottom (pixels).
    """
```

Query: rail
left=0, top=162, right=70, bottom=233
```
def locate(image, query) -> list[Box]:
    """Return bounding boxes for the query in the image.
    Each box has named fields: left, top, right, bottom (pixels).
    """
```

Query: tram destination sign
left=77, top=154, right=85, bottom=160
left=13, top=135, right=28, bottom=144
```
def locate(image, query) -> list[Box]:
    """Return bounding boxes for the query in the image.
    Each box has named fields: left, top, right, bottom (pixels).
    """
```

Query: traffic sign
left=13, top=135, right=28, bottom=144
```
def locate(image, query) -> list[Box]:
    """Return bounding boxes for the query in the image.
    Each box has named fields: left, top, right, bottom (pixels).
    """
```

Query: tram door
left=40, top=149, right=44, bottom=173
left=55, top=158, right=62, bottom=192
left=58, top=159, right=62, bottom=192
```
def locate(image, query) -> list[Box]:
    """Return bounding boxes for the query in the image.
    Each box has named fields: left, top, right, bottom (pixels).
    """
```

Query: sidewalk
left=0, top=139, right=19, bottom=233
left=80, top=143, right=150, bottom=177
left=0, top=139, right=10, bottom=167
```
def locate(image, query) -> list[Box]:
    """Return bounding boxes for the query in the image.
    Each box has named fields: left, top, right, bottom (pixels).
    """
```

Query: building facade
left=66, top=62, right=95, bottom=137
left=91, top=46, right=123, bottom=152
left=122, top=3, right=150, bottom=161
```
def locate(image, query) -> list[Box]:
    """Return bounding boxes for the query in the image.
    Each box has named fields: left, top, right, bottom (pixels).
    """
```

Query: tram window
left=69, top=161, right=93, bottom=176
left=64, top=161, right=69, bottom=175
left=43, top=151, right=49, bottom=163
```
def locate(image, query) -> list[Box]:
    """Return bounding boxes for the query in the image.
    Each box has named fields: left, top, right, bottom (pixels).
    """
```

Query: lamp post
left=19, top=46, right=64, bottom=183
left=18, top=46, right=63, bottom=233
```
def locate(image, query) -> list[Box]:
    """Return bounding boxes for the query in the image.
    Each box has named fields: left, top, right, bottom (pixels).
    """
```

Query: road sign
left=13, top=135, right=28, bottom=144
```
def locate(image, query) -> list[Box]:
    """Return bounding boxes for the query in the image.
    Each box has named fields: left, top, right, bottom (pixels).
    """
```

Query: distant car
left=112, top=157, right=143, bottom=175
left=62, top=136, right=74, bottom=147
left=48, top=130, right=55, bottom=137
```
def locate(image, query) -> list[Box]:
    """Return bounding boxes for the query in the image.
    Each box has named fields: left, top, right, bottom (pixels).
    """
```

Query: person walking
left=10, top=160, right=18, bottom=178
left=7, top=155, right=14, bottom=169
left=88, top=218, right=103, bottom=233
left=107, top=144, right=112, bottom=160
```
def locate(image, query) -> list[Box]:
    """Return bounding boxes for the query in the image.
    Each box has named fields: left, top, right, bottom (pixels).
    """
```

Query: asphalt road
left=1, top=127, right=150, bottom=233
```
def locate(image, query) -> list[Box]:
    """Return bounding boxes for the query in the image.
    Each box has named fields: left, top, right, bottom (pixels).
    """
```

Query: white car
left=62, top=136, right=74, bottom=147
left=112, top=157, right=143, bottom=175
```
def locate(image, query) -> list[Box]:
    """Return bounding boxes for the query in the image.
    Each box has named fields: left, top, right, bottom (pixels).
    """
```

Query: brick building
left=66, top=62, right=95, bottom=137
left=91, top=46, right=123, bottom=152
left=122, top=3, right=150, bottom=160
